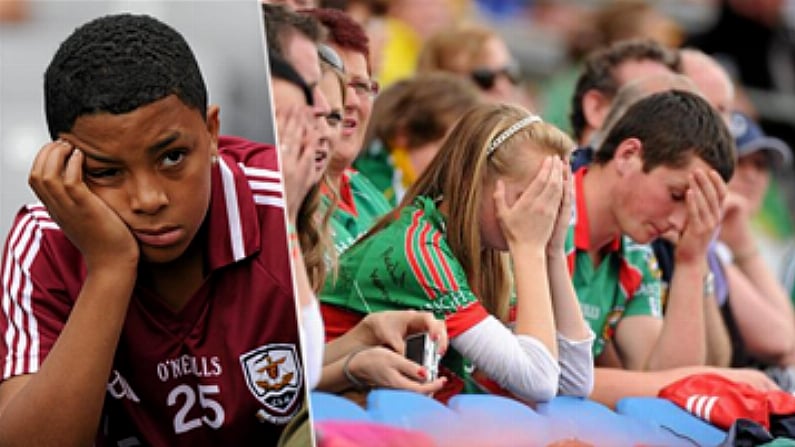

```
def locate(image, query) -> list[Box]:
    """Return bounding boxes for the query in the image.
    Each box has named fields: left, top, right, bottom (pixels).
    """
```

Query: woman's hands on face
left=494, top=155, right=564, bottom=252
left=277, top=105, right=317, bottom=225
left=547, top=160, right=573, bottom=256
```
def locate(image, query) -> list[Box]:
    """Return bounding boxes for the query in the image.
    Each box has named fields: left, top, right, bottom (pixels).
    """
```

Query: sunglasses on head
left=318, top=43, right=345, bottom=73
left=470, top=63, right=521, bottom=91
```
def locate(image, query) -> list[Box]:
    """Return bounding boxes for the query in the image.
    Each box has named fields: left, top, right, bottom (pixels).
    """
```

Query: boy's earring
left=211, top=154, right=218, bottom=163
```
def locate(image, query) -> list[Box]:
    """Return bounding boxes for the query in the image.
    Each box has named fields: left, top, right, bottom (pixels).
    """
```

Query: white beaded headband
left=486, top=114, right=543, bottom=157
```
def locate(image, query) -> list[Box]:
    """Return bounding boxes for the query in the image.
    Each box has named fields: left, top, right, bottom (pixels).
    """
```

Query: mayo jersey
left=566, top=167, right=664, bottom=357
left=322, top=195, right=489, bottom=393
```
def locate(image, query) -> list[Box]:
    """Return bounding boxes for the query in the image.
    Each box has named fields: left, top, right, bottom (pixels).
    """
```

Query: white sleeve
left=556, top=330, right=595, bottom=397
left=451, top=316, right=560, bottom=402
left=299, top=297, right=324, bottom=390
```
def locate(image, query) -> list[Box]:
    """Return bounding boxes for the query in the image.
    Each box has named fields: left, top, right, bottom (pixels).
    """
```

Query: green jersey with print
left=354, top=140, right=399, bottom=207
left=566, top=167, right=663, bottom=357
left=323, top=168, right=393, bottom=255
left=322, top=195, right=490, bottom=393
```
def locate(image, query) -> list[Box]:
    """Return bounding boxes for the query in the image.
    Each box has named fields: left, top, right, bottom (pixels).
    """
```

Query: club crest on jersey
left=240, top=343, right=302, bottom=424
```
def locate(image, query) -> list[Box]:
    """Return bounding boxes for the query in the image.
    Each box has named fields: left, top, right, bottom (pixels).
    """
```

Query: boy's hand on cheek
left=675, top=169, right=726, bottom=264
left=29, top=139, right=138, bottom=271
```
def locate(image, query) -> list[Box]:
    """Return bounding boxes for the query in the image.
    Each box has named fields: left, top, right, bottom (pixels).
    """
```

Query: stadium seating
left=309, top=390, right=728, bottom=446
left=616, top=396, right=727, bottom=446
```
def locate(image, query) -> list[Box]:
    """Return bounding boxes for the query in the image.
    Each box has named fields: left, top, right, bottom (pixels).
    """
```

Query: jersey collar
left=574, top=167, right=621, bottom=253
left=205, top=155, right=261, bottom=270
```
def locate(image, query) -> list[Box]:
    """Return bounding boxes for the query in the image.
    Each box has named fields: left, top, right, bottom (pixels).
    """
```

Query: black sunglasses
left=470, top=63, right=520, bottom=91
left=318, top=43, right=345, bottom=73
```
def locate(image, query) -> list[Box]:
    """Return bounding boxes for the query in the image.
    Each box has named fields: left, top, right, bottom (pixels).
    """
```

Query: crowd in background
left=262, top=0, right=795, bottom=444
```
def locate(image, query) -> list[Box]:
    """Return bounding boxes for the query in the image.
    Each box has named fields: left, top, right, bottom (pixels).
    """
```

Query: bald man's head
left=681, top=48, right=734, bottom=123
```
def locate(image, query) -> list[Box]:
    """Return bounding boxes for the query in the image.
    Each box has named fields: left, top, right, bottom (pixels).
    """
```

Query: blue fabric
left=537, top=396, right=688, bottom=446
left=310, top=391, right=371, bottom=422
left=616, top=396, right=726, bottom=446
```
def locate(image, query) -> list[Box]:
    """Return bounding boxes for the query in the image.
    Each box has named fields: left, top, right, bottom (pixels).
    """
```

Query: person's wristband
left=703, top=271, right=715, bottom=297
left=342, top=347, right=371, bottom=391
left=287, top=222, right=300, bottom=259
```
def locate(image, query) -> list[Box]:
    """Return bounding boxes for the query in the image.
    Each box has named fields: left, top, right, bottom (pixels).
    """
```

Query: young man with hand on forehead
left=0, top=13, right=305, bottom=446
left=567, top=90, right=744, bottom=405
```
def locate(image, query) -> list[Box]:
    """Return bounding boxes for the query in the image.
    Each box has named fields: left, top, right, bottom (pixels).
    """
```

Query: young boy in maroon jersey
left=0, top=13, right=305, bottom=446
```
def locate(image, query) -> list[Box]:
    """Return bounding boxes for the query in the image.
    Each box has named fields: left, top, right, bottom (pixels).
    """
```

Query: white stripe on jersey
left=253, top=195, right=285, bottom=208
left=247, top=181, right=282, bottom=194
left=2, top=211, right=49, bottom=378
left=239, top=163, right=281, bottom=180
left=219, top=157, right=246, bottom=262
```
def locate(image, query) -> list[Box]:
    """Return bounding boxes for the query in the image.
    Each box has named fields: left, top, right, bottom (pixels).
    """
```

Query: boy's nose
left=129, top=175, right=168, bottom=214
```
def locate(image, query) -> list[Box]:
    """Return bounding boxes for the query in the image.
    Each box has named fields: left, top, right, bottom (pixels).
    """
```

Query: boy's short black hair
left=594, top=89, right=735, bottom=182
left=44, top=13, right=208, bottom=140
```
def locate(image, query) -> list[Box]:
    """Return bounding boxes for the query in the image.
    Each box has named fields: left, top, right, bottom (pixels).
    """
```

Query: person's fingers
left=685, top=175, right=708, bottom=229
left=379, top=327, right=407, bottom=355
left=559, top=163, right=573, bottom=220
left=394, top=353, right=430, bottom=382
left=538, top=157, right=563, bottom=205
left=62, top=148, right=86, bottom=202
left=493, top=179, right=509, bottom=221
left=693, top=170, right=721, bottom=223
left=402, top=311, right=448, bottom=355
left=518, top=155, right=553, bottom=207
left=708, top=169, right=728, bottom=201
left=35, top=140, right=76, bottom=208
left=413, top=377, right=447, bottom=395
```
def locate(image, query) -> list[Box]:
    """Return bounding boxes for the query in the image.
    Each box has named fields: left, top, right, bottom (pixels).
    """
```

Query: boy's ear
left=206, top=105, right=220, bottom=155
left=614, top=138, right=642, bottom=176
left=582, top=89, right=612, bottom=135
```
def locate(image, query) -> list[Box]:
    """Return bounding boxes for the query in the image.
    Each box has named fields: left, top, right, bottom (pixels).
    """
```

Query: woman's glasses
left=318, top=43, right=345, bottom=73
left=318, top=43, right=379, bottom=98
left=470, top=63, right=521, bottom=91
left=348, top=78, right=380, bottom=97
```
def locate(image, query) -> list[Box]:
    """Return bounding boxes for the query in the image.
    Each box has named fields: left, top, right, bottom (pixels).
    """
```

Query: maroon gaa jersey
left=0, top=136, right=304, bottom=446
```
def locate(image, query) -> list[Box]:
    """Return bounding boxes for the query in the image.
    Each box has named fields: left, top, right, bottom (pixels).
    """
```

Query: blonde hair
left=300, top=64, right=347, bottom=292
left=416, top=23, right=497, bottom=75
left=368, top=103, right=574, bottom=321
left=298, top=178, right=337, bottom=293
left=362, top=72, right=481, bottom=151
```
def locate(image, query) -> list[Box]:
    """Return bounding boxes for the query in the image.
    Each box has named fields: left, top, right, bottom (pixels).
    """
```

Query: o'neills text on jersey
left=157, top=355, right=223, bottom=382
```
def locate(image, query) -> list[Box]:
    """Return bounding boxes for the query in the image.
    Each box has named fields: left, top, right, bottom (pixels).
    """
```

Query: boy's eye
left=161, top=150, right=186, bottom=168
left=670, top=192, right=685, bottom=202
left=85, top=167, right=120, bottom=180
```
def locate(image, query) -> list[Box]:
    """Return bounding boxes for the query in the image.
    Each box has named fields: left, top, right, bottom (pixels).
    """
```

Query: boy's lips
left=133, top=226, right=183, bottom=247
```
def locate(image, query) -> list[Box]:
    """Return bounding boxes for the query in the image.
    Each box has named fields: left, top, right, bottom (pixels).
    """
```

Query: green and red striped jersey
left=566, top=167, right=664, bottom=357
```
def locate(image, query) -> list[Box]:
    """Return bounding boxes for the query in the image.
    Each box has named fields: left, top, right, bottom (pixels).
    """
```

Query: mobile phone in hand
left=405, top=332, right=440, bottom=383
